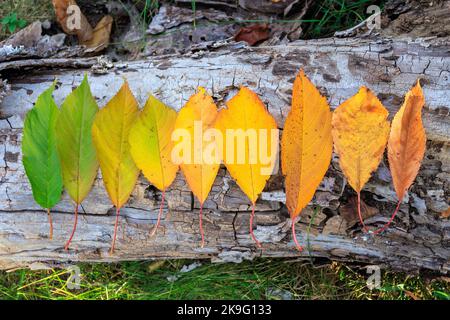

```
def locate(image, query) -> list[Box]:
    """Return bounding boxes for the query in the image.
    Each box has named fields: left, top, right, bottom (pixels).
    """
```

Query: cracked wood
left=0, top=37, right=449, bottom=272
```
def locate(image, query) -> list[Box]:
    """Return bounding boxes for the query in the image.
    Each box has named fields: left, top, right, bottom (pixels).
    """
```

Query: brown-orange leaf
left=372, top=81, right=427, bottom=234
left=388, top=80, right=426, bottom=201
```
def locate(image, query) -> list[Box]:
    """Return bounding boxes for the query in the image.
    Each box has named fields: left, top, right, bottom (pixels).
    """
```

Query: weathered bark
left=0, top=37, right=449, bottom=272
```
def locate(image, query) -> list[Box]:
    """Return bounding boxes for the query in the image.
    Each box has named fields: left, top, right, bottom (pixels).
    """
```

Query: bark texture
left=0, top=37, right=449, bottom=272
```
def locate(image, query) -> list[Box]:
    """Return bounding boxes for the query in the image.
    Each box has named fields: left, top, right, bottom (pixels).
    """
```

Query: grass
left=0, top=0, right=53, bottom=39
left=301, top=0, right=386, bottom=38
left=0, top=259, right=448, bottom=300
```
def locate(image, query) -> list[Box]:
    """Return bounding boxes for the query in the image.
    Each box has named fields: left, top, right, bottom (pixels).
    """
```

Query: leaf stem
left=249, top=202, right=261, bottom=248
left=110, top=207, right=120, bottom=255
left=357, top=191, right=368, bottom=233
left=151, top=189, right=166, bottom=236
left=199, top=202, right=205, bottom=248
left=291, top=217, right=303, bottom=252
left=373, top=199, right=402, bottom=235
left=46, top=208, right=53, bottom=240
left=64, top=204, right=79, bottom=250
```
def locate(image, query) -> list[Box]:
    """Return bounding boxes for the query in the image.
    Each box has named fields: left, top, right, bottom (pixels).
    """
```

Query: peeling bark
left=0, top=37, right=449, bottom=272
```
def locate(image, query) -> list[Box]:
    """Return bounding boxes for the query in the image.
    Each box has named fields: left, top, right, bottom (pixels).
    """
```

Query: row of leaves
left=22, top=71, right=426, bottom=253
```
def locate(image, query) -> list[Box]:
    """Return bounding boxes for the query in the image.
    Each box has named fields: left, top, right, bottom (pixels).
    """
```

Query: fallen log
left=0, top=37, right=449, bottom=272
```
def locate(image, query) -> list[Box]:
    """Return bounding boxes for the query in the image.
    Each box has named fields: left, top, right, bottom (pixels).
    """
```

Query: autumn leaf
left=234, top=24, right=270, bottom=46
left=56, top=74, right=99, bottom=250
left=331, top=86, right=390, bottom=231
left=372, top=80, right=426, bottom=234
left=129, top=94, right=179, bottom=236
left=173, top=87, right=220, bottom=247
left=339, top=196, right=379, bottom=227
left=215, top=87, right=278, bottom=246
left=92, top=81, right=140, bottom=253
left=83, top=15, right=113, bottom=53
left=388, top=81, right=426, bottom=201
left=22, top=82, right=63, bottom=239
left=281, top=70, right=332, bottom=250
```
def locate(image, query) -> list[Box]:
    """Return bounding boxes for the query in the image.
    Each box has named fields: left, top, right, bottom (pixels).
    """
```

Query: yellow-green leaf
left=129, top=95, right=178, bottom=192
left=56, top=75, right=99, bottom=204
left=92, top=81, right=140, bottom=209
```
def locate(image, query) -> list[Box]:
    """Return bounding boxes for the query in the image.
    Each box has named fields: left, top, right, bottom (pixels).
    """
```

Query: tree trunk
left=0, top=36, right=449, bottom=272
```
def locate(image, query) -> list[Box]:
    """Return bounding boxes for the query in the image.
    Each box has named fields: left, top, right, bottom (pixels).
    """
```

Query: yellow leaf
left=173, top=87, right=220, bottom=204
left=173, top=87, right=220, bottom=247
left=388, top=81, right=426, bottom=201
left=92, top=81, right=140, bottom=253
left=215, top=87, right=278, bottom=204
left=129, top=95, right=178, bottom=192
left=215, top=87, right=278, bottom=246
left=331, top=86, right=390, bottom=193
left=281, top=70, right=332, bottom=218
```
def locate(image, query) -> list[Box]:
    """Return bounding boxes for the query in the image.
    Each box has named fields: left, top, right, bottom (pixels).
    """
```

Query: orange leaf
left=331, top=86, right=390, bottom=193
left=281, top=70, right=332, bottom=219
left=387, top=80, right=426, bottom=201
left=173, top=87, right=220, bottom=204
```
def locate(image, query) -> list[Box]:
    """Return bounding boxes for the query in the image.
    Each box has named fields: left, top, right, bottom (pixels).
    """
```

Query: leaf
left=92, top=81, right=140, bottom=253
left=331, top=86, right=390, bottom=193
left=339, top=196, right=379, bottom=227
left=173, top=87, right=220, bottom=247
left=57, top=75, right=99, bottom=204
left=129, top=95, right=178, bottom=192
left=92, top=81, right=140, bottom=209
left=387, top=81, right=426, bottom=201
left=56, top=74, right=99, bottom=249
left=441, top=208, right=450, bottom=219
left=22, top=83, right=63, bottom=209
left=215, top=87, right=278, bottom=246
left=281, top=70, right=332, bottom=219
left=215, top=87, right=278, bottom=204
left=174, top=87, right=220, bottom=204
left=234, top=24, right=270, bottom=46
left=83, top=15, right=113, bottom=53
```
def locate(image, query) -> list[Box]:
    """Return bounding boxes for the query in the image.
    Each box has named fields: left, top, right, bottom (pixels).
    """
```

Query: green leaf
left=18, top=19, right=27, bottom=29
left=8, top=23, right=16, bottom=33
left=0, top=16, right=10, bottom=25
left=22, top=83, right=63, bottom=209
left=10, top=13, right=17, bottom=22
left=56, top=74, right=99, bottom=204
